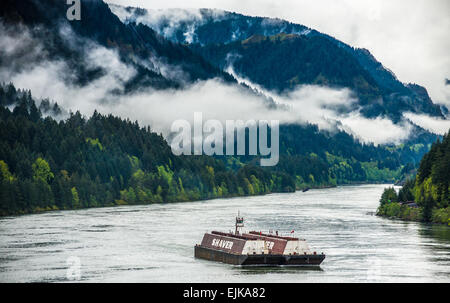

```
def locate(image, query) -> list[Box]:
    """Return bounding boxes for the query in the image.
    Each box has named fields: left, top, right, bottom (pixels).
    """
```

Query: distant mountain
left=108, top=6, right=312, bottom=45
left=1, top=1, right=444, bottom=121
left=0, top=0, right=235, bottom=92
left=112, top=6, right=444, bottom=120
left=190, top=33, right=380, bottom=114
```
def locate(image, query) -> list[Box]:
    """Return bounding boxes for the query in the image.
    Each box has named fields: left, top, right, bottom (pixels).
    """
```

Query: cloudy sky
left=106, top=0, right=450, bottom=107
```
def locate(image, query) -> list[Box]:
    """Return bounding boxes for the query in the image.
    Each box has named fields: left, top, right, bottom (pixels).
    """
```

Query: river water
left=0, top=184, right=449, bottom=282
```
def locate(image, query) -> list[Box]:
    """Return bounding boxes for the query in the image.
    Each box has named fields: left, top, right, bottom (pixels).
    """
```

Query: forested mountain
left=113, top=6, right=444, bottom=120
left=1, top=0, right=443, bottom=126
left=0, top=0, right=234, bottom=91
left=0, top=83, right=296, bottom=216
left=190, top=34, right=443, bottom=120
left=109, top=6, right=312, bottom=45
left=0, top=82, right=439, bottom=216
left=191, top=34, right=380, bottom=112
left=378, top=132, right=450, bottom=224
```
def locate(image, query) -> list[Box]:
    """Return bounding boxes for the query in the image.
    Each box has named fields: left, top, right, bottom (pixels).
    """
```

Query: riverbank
left=0, top=188, right=279, bottom=217
left=377, top=203, right=450, bottom=226
left=2, top=181, right=403, bottom=218
left=1, top=181, right=337, bottom=218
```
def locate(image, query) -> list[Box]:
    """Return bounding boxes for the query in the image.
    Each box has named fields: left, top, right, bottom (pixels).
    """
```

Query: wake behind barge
left=195, top=214, right=325, bottom=266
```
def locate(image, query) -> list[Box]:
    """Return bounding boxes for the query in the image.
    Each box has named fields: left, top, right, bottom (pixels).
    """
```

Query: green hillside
left=0, top=84, right=296, bottom=216
left=378, top=132, right=450, bottom=224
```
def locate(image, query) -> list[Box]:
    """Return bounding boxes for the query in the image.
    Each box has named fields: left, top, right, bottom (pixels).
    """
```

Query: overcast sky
left=105, top=0, right=450, bottom=107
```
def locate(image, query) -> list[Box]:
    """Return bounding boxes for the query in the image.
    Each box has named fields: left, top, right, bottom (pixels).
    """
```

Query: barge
left=195, top=213, right=325, bottom=266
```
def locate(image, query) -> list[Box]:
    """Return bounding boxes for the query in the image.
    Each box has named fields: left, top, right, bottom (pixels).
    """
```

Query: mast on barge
left=235, top=211, right=244, bottom=235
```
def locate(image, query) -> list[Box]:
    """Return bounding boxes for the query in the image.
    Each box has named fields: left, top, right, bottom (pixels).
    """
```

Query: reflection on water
left=419, top=224, right=450, bottom=243
left=0, top=184, right=449, bottom=282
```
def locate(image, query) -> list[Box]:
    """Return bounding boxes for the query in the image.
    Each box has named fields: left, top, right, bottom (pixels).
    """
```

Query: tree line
left=378, top=132, right=450, bottom=224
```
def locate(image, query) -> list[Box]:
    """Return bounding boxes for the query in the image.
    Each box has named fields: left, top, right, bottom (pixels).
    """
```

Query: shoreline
left=0, top=183, right=405, bottom=219
left=376, top=203, right=450, bottom=226
left=1, top=182, right=386, bottom=218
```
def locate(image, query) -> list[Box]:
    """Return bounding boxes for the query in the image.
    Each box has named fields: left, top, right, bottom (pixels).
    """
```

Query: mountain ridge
left=0, top=0, right=236, bottom=92
left=112, top=5, right=445, bottom=120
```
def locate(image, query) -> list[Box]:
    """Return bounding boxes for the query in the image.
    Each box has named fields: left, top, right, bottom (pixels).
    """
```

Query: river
left=0, top=184, right=449, bottom=282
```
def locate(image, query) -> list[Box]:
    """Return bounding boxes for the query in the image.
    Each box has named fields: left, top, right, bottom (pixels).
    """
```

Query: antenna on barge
left=235, top=211, right=244, bottom=235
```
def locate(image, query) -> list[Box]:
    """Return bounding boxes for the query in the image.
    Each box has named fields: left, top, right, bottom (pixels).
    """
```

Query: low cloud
left=0, top=21, right=416, bottom=146
left=403, top=112, right=450, bottom=135
left=340, top=113, right=413, bottom=144
left=227, top=66, right=414, bottom=144
left=109, top=4, right=225, bottom=43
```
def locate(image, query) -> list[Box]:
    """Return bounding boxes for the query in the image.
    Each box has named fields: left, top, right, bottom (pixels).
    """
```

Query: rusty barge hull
left=194, top=245, right=325, bottom=266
